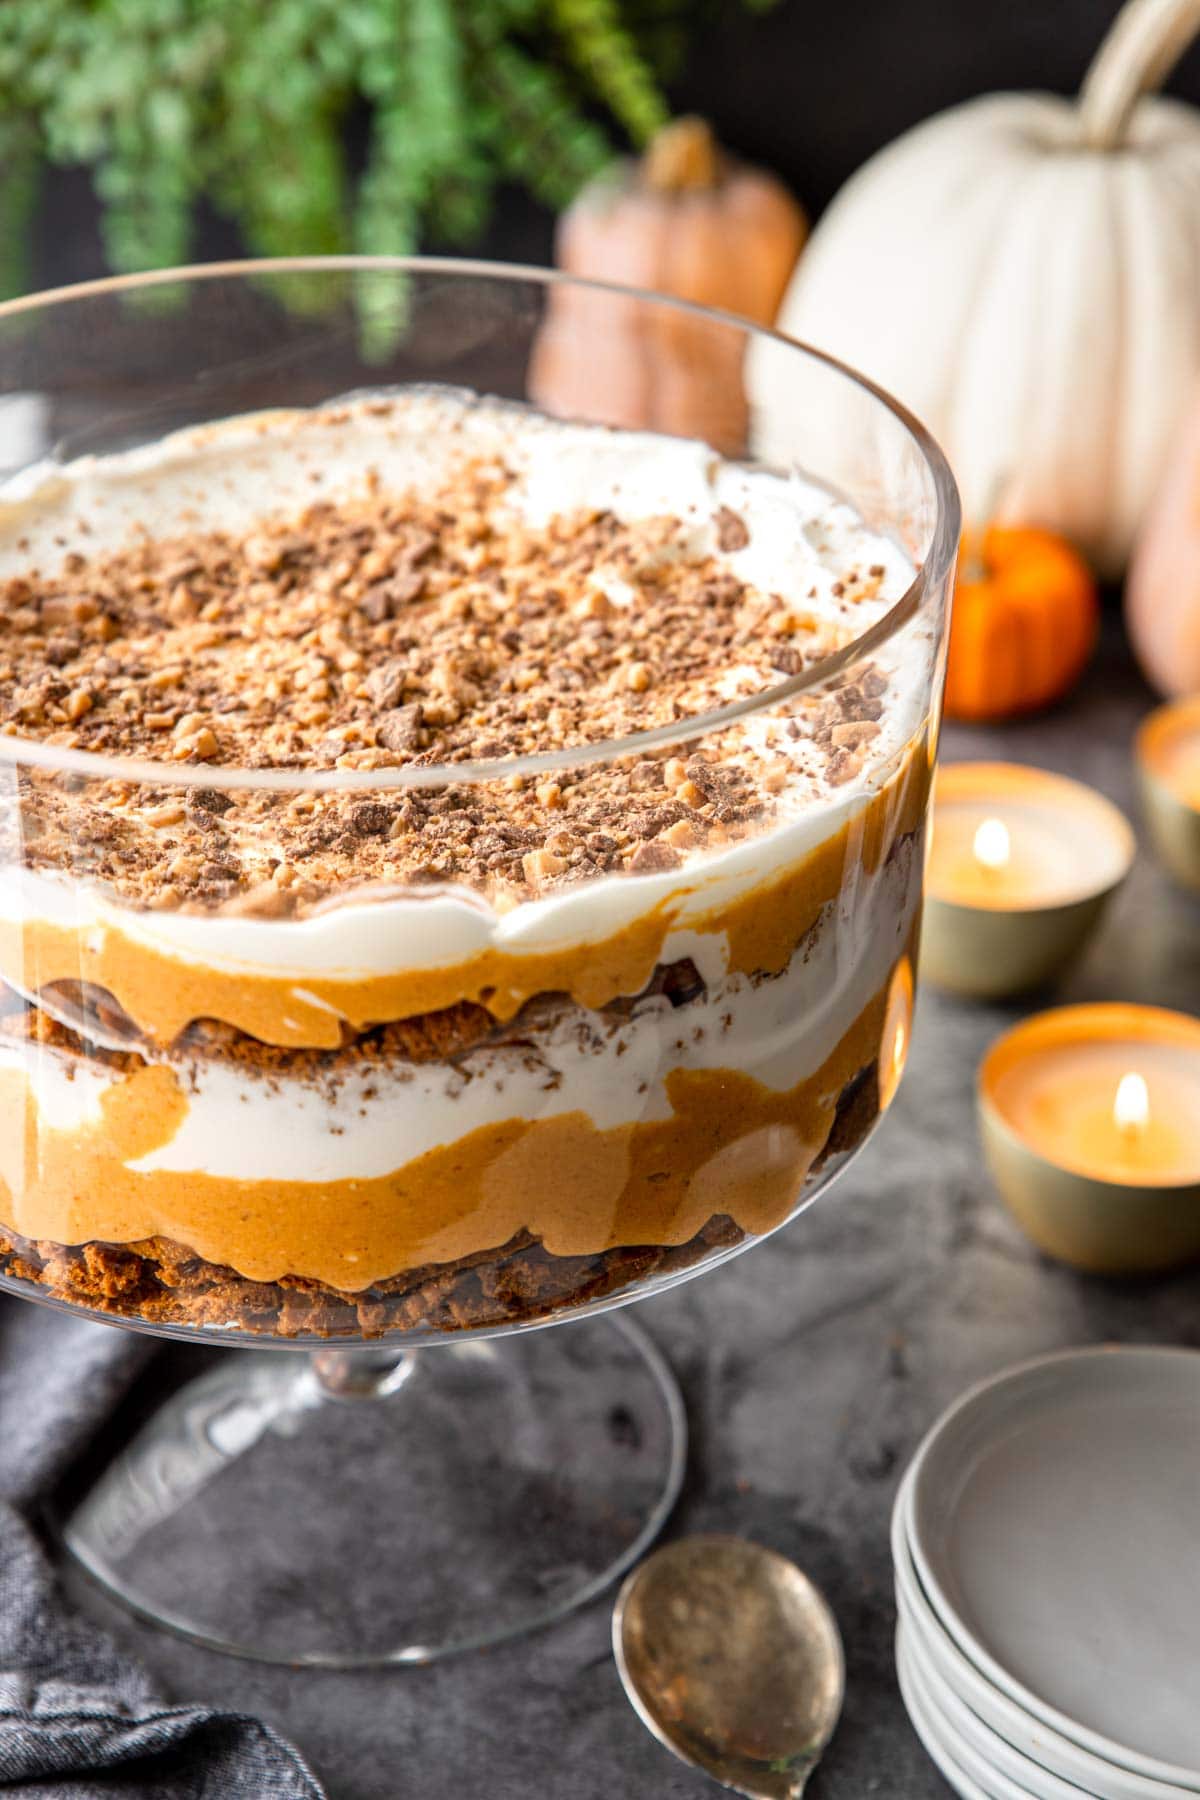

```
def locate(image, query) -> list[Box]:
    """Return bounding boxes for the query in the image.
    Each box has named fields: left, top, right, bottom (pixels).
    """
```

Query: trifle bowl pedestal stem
left=60, top=1313, right=685, bottom=1667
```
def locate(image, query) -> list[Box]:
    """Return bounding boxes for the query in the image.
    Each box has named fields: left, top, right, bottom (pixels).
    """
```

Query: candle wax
left=989, top=1041, right=1200, bottom=1185
left=927, top=803, right=1121, bottom=910
left=1153, top=735, right=1200, bottom=812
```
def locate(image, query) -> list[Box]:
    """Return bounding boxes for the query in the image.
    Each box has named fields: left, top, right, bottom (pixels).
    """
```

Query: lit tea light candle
left=979, top=1003, right=1200, bottom=1274
left=972, top=815, right=1010, bottom=874
left=1136, top=696, right=1200, bottom=892
left=921, top=762, right=1134, bottom=998
left=1114, top=1070, right=1150, bottom=1137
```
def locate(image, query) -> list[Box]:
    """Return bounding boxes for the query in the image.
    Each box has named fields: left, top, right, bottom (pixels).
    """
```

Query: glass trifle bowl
left=0, top=260, right=957, bottom=1663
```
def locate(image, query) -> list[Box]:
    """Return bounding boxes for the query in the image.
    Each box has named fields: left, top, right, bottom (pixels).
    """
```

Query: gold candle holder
left=978, top=1003, right=1200, bottom=1275
left=921, top=763, right=1134, bottom=999
left=1136, top=697, right=1200, bottom=893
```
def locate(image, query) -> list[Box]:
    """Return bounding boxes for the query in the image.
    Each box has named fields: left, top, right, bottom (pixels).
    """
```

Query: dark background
left=27, top=0, right=1200, bottom=294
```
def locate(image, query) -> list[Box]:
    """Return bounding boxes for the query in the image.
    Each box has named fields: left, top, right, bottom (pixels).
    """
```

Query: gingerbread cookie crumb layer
left=0, top=1051, right=880, bottom=1339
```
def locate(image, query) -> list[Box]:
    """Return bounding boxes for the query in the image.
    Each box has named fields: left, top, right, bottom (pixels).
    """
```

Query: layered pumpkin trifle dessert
left=0, top=390, right=931, bottom=1338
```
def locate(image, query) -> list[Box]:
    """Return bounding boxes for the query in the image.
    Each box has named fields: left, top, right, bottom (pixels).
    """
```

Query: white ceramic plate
left=907, top=1347, right=1200, bottom=1788
left=897, top=1624, right=997, bottom=1800
left=900, top=1615, right=1106, bottom=1800
left=891, top=1468, right=1199, bottom=1800
left=899, top=1626, right=1069, bottom=1800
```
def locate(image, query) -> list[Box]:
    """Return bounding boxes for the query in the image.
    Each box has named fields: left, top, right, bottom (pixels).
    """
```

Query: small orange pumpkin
left=944, top=525, right=1099, bottom=724
left=530, top=117, right=806, bottom=453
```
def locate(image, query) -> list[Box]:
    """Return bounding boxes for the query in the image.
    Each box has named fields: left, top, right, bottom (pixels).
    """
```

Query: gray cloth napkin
left=0, top=1297, right=324, bottom=1798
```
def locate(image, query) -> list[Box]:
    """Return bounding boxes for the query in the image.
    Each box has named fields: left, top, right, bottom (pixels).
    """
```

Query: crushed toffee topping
left=0, top=451, right=893, bottom=910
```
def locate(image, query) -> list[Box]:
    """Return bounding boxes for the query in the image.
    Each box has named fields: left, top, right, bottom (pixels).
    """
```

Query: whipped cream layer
left=0, top=389, right=932, bottom=1035
left=0, top=835, right=919, bottom=1285
left=72, top=841, right=919, bottom=1180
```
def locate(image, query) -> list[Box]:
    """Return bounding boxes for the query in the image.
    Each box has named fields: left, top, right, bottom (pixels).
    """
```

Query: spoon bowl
left=613, top=1535, right=845, bottom=1799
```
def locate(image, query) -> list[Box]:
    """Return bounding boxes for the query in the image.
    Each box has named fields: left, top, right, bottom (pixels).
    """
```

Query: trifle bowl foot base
left=59, top=1312, right=686, bottom=1666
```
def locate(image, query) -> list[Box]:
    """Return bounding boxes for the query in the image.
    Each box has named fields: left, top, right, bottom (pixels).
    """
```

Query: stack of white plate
left=892, top=1346, right=1200, bottom=1800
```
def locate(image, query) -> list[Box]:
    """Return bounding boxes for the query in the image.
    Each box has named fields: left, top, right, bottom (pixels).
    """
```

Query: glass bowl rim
left=0, top=254, right=960, bottom=794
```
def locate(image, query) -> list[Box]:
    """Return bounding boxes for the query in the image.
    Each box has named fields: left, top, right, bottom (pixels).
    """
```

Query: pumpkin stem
left=959, top=530, right=988, bottom=586
left=957, top=468, right=1014, bottom=579
left=960, top=470, right=1009, bottom=581
left=643, top=116, right=721, bottom=192
left=1077, top=0, right=1200, bottom=150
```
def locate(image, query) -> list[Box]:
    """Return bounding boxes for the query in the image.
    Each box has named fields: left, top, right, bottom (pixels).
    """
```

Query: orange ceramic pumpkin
left=530, top=117, right=806, bottom=454
left=944, top=526, right=1098, bottom=723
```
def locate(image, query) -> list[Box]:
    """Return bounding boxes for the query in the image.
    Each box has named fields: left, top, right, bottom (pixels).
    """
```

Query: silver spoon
left=613, top=1535, right=845, bottom=1799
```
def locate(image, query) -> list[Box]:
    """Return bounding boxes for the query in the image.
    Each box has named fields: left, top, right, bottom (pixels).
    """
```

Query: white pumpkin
left=770, top=0, right=1200, bottom=575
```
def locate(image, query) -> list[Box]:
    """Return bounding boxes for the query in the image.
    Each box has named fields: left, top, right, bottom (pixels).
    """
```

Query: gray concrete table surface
left=66, top=623, right=1200, bottom=1799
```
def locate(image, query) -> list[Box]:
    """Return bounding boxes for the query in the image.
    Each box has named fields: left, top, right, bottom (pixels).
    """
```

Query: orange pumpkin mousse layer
left=0, top=391, right=933, bottom=1335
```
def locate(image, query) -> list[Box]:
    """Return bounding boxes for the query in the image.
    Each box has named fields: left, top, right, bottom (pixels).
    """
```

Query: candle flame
left=1113, top=1071, right=1150, bottom=1134
left=973, top=816, right=1010, bottom=872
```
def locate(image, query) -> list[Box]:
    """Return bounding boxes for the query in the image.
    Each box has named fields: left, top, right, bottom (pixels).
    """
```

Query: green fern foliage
left=0, top=120, right=40, bottom=301
left=549, top=0, right=669, bottom=145
left=0, top=0, right=776, bottom=302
